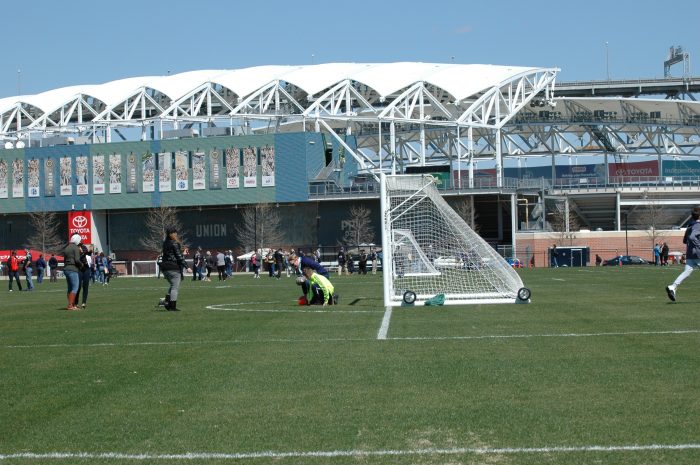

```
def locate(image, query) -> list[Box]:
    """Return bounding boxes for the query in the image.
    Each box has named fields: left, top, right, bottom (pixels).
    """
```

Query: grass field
left=1, top=266, right=699, bottom=465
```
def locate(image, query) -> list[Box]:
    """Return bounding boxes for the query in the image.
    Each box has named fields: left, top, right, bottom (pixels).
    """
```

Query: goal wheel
left=403, top=290, right=417, bottom=304
left=517, top=287, right=531, bottom=301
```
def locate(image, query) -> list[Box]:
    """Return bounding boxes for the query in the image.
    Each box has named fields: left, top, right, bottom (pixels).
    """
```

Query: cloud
left=455, top=25, right=472, bottom=34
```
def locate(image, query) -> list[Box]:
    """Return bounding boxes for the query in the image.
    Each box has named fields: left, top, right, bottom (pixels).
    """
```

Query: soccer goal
left=380, top=173, right=530, bottom=306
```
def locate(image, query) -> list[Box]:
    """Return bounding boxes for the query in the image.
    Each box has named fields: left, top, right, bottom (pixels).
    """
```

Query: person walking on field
left=666, top=206, right=700, bottom=302
left=158, top=227, right=190, bottom=311
left=48, top=254, right=59, bottom=282
left=7, top=250, right=22, bottom=292
left=62, top=234, right=83, bottom=310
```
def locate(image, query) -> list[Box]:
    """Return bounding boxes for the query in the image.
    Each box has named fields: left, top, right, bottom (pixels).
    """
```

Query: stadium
left=1, top=60, right=699, bottom=268
left=3, top=60, right=700, bottom=464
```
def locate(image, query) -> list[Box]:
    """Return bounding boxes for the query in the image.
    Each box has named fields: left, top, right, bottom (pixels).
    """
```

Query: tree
left=24, top=211, right=64, bottom=255
left=452, top=197, right=479, bottom=232
left=234, top=203, right=285, bottom=252
left=341, top=204, right=375, bottom=247
left=548, top=200, right=582, bottom=245
left=633, top=200, right=675, bottom=251
left=139, top=205, right=189, bottom=257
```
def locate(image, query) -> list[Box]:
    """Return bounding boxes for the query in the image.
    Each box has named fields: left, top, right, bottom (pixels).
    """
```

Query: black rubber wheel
left=517, top=287, right=531, bottom=301
left=403, top=290, right=417, bottom=304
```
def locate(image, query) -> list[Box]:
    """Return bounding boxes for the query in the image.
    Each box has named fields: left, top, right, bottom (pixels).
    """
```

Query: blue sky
left=1, top=0, right=698, bottom=97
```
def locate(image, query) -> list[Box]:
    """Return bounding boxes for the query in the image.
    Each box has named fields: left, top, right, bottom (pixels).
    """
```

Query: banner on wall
left=225, top=147, right=240, bottom=189
left=109, top=154, right=122, bottom=194
left=28, top=158, right=40, bottom=197
left=158, top=152, right=172, bottom=192
left=661, top=159, right=700, bottom=177
left=126, top=153, right=138, bottom=193
left=209, top=149, right=221, bottom=190
left=12, top=158, right=24, bottom=198
left=93, top=155, right=105, bottom=194
left=0, top=159, right=7, bottom=198
left=44, top=158, right=55, bottom=197
left=175, top=150, right=189, bottom=191
left=60, top=157, right=72, bottom=196
left=76, top=155, right=89, bottom=195
left=243, top=146, right=257, bottom=188
left=261, top=145, right=275, bottom=187
left=609, top=160, right=658, bottom=181
left=142, top=152, right=155, bottom=192
left=68, top=210, right=92, bottom=244
left=192, top=151, right=206, bottom=190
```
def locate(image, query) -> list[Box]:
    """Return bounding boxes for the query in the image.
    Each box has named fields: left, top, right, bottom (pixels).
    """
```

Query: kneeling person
left=299, top=266, right=336, bottom=306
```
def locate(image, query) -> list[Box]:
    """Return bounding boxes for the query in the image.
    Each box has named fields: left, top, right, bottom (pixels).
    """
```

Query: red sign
left=68, top=211, right=92, bottom=244
left=608, top=160, right=659, bottom=181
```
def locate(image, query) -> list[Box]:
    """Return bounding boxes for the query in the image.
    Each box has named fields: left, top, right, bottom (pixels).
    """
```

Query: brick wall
left=515, top=229, right=686, bottom=267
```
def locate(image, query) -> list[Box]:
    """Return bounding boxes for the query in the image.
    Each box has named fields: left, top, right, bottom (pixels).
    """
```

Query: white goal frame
left=380, top=173, right=529, bottom=306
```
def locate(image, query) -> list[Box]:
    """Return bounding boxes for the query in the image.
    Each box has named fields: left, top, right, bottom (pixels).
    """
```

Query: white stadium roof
left=0, top=62, right=557, bottom=136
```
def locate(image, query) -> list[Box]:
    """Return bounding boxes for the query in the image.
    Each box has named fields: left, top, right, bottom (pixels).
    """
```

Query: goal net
left=380, top=173, right=529, bottom=306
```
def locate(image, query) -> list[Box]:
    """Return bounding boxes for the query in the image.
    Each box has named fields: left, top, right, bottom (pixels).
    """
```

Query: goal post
left=380, top=173, right=530, bottom=306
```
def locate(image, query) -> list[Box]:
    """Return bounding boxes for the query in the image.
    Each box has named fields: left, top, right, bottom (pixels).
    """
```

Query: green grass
left=1, top=267, right=699, bottom=465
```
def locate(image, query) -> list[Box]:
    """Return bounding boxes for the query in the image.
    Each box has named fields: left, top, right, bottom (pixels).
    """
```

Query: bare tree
left=341, top=204, right=375, bottom=247
left=548, top=200, right=583, bottom=245
left=234, top=203, right=284, bottom=251
left=632, top=200, right=675, bottom=251
left=24, top=211, right=64, bottom=254
left=452, top=197, right=479, bottom=232
left=139, top=205, right=189, bottom=257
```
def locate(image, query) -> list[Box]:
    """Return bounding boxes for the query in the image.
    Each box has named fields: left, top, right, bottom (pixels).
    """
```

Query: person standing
left=666, top=207, right=700, bottom=302
left=274, top=248, right=284, bottom=279
left=337, top=247, right=346, bottom=276
left=7, top=250, right=22, bottom=292
left=158, top=227, right=190, bottom=311
left=23, top=249, right=34, bottom=291
left=74, top=243, right=92, bottom=309
left=36, top=254, right=46, bottom=284
left=661, top=242, right=669, bottom=266
left=62, top=234, right=83, bottom=310
left=551, top=244, right=559, bottom=268
left=653, top=243, right=661, bottom=266
left=216, top=250, right=226, bottom=281
left=358, top=249, right=368, bottom=275
left=48, top=254, right=59, bottom=282
left=370, top=249, right=378, bottom=275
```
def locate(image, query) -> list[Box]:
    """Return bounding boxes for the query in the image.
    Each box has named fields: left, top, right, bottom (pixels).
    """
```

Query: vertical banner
left=60, top=157, right=72, bottom=196
left=12, top=158, right=24, bottom=198
left=158, top=152, right=172, bottom=192
left=93, top=155, right=105, bottom=194
left=142, top=152, right=155, bottom=192
left=209, top=149, right=221, bottom=190
left=109, top=154, right=122, bottom=194
left=68, top=210, right=92, bottom=244
left=175, top=150, right=189, bottom=191
left=261, top=145, right=275, bottom=187
left=225, top=147, right=240, bottom=189
left=28, top=158, right=40, bottom=197
left=126, top=153, right=138, bottom=193
left=243, top=146, right=257, bottom=188
left=44, top=158, right=55, bottom=197
left=0, top=159, right=9, bottom=198
left=192, top=151, right=206, bottom=190
left=76, top=155, right=89, bottom=195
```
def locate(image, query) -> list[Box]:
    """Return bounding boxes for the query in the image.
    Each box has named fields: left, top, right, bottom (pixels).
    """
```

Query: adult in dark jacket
left=158, top=227, right=190, bottom=311
left=63, top=234, right=83, bottom=310
left=666, top=206, right=700, bottom=302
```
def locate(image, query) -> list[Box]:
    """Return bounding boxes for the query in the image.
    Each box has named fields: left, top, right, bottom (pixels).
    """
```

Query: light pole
left=605, top=42, right=610, bottom=80
left=624, top=211, right=629, bottom=256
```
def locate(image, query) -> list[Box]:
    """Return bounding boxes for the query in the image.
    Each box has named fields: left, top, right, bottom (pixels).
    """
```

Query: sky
left=0, top=0, right=698, bottom=98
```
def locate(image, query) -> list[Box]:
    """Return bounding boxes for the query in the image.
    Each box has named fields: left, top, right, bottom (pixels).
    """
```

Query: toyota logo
left=72, top=215, right=88, bottom=228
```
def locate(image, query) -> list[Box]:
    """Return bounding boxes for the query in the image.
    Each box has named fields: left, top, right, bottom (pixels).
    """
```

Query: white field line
left=377, top=306, right=393, bottom=340
left=2, top=443, right=700, bottom=461
left=205, top=304, right=378, bottom=314
left=2, top=329, right=699, bottom=350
